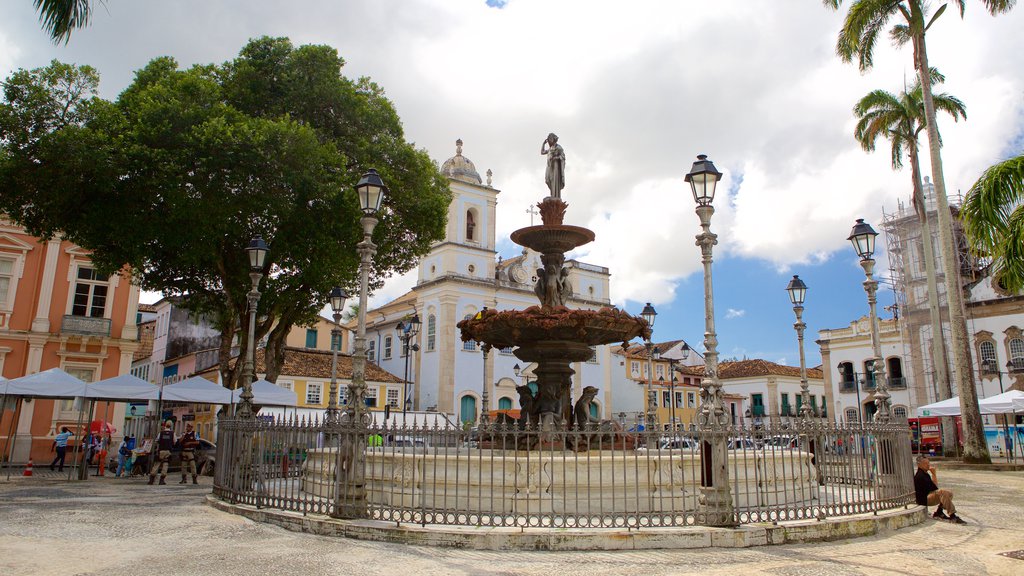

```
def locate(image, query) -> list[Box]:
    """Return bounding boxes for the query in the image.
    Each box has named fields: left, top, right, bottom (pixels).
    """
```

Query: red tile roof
left=677, top=359, right=823, bottom=380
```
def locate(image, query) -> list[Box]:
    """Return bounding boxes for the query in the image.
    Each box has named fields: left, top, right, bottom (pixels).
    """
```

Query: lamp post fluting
left=685, top=153, right=734, bottom=526
left=395, top=311, right=420, bottom=417
left=641, top=302, right=658, bottom=431
left=786, top=275, right=812, bottom=419
left=326, top=286, right=349, bottom=425
left=237, top=236, right=269, bottom=419
left=848, top=219, right=892, bottom=423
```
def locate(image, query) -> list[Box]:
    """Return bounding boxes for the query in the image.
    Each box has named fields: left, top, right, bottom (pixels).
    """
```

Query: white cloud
left=3, top=0, right=1022, bottom=311
left=725, top=308, right=746, bottom=320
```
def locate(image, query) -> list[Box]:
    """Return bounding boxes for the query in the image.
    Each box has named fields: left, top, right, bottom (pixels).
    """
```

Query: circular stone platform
left=206, top=495, right=925, bottom=550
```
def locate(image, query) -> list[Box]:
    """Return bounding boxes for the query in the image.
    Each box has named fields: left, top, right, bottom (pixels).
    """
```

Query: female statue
left=541, top=133, right=565, bottom=198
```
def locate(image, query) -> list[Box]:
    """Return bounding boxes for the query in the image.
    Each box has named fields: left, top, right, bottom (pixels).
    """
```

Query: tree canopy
left=0, top=37, right=452, bottom=386
left=961, top=155, right=1024, bottom=293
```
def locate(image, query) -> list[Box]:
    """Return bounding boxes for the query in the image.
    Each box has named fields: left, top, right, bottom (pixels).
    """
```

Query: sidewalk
left=1, top=468, right=1022, bottom=575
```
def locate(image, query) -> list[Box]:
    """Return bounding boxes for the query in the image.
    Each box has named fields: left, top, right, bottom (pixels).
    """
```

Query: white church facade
left=357, top=141, right=618, bottom=424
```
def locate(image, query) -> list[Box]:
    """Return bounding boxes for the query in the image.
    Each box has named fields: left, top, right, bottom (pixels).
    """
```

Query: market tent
left=161, top=376, right=231, bottom=404
left=979, top=390, right=1024, bottom=413
left=86, top=374, right=160, bottom=401
left=2, top=368, right=87, bottom=398
left=915, top=396, right=963, bottom=417
left=231, top=379, right=297, bottom=407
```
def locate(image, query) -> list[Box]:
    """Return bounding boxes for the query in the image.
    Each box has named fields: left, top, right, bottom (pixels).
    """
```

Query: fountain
left=457, top=133, right=649, bottom=433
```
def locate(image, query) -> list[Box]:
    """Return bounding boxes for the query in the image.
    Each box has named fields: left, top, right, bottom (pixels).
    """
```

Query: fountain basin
left=457, top=306, right=650, bottom=350
left=511, top=224, right=595, bottom=254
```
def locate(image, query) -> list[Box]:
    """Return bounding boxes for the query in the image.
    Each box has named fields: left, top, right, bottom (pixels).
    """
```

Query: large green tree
left=0, top=38, right=451, bottom=389
left=853, top=72, right=966, bottom=452
left=961, top=155, right=1024, bottom=292
left=825, top=0, right=1016, bottom=463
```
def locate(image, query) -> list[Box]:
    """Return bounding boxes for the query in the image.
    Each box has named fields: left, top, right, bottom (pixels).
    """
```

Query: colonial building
left=0, top=219, right=141, bottom=461
left=611, top=339, right=704, bottom=430
left=354, top=140, right=618, bottom=424
left=677, top=360, right=826, bottom=424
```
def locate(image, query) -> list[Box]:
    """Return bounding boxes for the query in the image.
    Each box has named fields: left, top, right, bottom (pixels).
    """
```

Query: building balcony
left=888, top=377, right=907, bottom=390
left=839, top=380, right=857, bottom=393
left=61, top=315, right=112, bottom=337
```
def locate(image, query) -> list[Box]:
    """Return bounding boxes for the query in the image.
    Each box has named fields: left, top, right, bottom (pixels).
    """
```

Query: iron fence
left=212, top=417, right=915, bottom=528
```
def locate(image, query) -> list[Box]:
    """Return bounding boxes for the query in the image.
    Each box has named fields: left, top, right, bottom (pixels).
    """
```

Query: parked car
left=762, top=436, right=799, bottom=449
left=636, top=436, right=699, bottom=453
left=726, top=438, right=757, bottom=450
left=109, top=438, right=217, bottom=476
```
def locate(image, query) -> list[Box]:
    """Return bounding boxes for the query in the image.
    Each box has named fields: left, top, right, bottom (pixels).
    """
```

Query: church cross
left=526, top=205, right=539, bottom=226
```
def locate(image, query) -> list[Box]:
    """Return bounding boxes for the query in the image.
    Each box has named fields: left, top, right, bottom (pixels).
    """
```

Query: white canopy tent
left=86, top=374, right=161, bottom=402
left=917, top=392, right=1024, bottom=417
left=916, top=396, right=970, bottom=417
left=161, top=376, right=232, bottom=404
left=1, top=368, right=87, bottom=398
left=231, top=379, right=298, bottom=407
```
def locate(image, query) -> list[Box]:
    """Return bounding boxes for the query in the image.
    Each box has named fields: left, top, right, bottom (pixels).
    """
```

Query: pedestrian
left=50, top=426, right=75, bottom=472
left=115, top=435, right=133, bottom=477
left=95, top=433, right=110, bottom=476
left=177, top=422, right=200, bottom=485
left=914, top=455, right=966, bottom=524
left=148, top=420, right=175, bottom=485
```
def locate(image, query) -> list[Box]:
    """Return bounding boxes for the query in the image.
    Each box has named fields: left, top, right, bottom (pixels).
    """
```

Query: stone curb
left=206, top=495, right=926, bottom=551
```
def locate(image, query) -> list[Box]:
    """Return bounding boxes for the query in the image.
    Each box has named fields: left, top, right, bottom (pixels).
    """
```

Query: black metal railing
left=212, top=417, right=914, bottom=528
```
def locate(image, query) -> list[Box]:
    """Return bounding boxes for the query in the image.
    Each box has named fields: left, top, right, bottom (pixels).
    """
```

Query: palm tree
left=854, top=73, right=966, bottom=453
left=824, top=0, right=1016, bottom=464
left=961, top=155, right=1024, bottom=292
left=33, top=0, right=97, bottom=44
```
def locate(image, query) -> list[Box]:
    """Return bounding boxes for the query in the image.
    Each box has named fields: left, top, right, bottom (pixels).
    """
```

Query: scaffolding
left=880, top=181, right=982, bottom=408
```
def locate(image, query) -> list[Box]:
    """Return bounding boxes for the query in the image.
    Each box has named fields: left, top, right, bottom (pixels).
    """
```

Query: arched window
left=863, top=360, right=876, bottom=389
left=459, top=395, right=477, bottom=424
left=887, top=357, right=904, bottom=389
left=893, top=405, right=908, bottom=420
left=462, top=314, right=476, bottom=351
left=845, top=408, right=859, bottom=423
left=498, top=397, right=513, bottom=411
left=1010, top=338, right=1024, bottom=371
left=426, top=314, right=436, bottom=352
left=838, top=362, right=855, bottom=390
left=383, top=335, right=393, bottom=360
left=466, top=209, right=476, bottom=242
left=979, top=341, right=997, bottom=372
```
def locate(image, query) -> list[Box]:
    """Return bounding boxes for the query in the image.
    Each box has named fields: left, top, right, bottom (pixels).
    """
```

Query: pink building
left=0, top=219, right=140, bottom=463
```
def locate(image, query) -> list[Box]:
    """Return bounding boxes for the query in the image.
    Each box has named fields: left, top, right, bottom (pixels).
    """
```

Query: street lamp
left=685, top=153, right=733, bottom=526
left=641, top=302, right=658, bottom=431
left=848, top=218, right=891, bottom=422
left=395, top=311, right=421, bottom=416
left=325, top=286, right=349, bottom=425
left=785, top=275, right=812, bottom=419
left=237, top=236, right=269, bottom=418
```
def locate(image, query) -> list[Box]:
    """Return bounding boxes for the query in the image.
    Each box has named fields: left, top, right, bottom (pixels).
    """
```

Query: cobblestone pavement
left=1, top=468, right=1022, bottom=576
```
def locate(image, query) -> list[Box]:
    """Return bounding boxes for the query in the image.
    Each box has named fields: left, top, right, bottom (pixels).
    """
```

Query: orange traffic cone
left=23, top=459, right=33, bottom=477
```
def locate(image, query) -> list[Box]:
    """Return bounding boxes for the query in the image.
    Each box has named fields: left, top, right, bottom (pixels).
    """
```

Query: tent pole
left=70, top=396, right=86, bottom=481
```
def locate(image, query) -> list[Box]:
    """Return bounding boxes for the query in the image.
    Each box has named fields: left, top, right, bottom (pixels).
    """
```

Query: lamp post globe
left=684, top=154, right=723, bottom=206
left=355, top=169, right=387, bottom=216
left=785, top=275, right=807, bottom=306
left=847, top=218, right=878, bottom=260
left=640, top=302, right=657, bottom=329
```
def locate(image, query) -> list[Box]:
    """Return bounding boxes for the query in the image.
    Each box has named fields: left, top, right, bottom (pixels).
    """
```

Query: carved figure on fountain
left=573, top=386, right=600, bottom=431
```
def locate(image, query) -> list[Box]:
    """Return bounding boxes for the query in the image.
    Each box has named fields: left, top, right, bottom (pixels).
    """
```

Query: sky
left=2, top=0, right=1023, bottom=367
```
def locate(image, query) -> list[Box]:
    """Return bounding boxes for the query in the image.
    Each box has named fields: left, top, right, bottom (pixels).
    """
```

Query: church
left=359, top=140, right=618, bottom=424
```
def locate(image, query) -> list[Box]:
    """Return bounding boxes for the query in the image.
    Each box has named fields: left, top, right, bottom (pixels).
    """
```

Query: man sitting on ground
left=914, top=455, right=965, bottom=524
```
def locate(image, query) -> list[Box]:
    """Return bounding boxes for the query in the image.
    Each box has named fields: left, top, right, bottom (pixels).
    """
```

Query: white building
left=355, top=140, right=617, bottom=424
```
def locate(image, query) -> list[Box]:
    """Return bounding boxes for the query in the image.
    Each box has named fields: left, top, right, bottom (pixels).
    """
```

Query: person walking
left=115, top=435, right=133, bottom=477
left=148, top=421, right=175, bottom=485
left=49, top=427, right=75, bottom=472
left=177, top=423, right=200, bottom=485
left=915, top=455, right=966, bottom=524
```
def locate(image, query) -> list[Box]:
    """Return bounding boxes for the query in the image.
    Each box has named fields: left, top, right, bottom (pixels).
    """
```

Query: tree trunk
left=910, top=142, right=957, bottom=455
left=913, top=27, right=990, bottom=463
left=263, top=322, right=290, bottom=384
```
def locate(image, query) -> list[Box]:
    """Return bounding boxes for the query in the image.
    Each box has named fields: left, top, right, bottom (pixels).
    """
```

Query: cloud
left=725, top=308, right=746, bottom=320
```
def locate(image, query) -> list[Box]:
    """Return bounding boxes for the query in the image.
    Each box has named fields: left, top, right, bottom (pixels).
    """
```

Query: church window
left=463, top=315, right=477, bottom=351
left=384, top=336, right=393, bottom=360
left=466, top=210, right=476, bottom=242
left=427, top=315, right=436, bottom=352
left=1010, top=337, right=1024, bottom=370
left=979, top=341, right=996, bottom=372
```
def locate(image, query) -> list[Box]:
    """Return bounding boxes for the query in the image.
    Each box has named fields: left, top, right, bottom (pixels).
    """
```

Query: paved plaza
left=1, top=467, right=1022, bottom=575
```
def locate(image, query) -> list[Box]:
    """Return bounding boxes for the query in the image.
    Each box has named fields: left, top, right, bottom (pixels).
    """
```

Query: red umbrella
left=89, top=420, right=116, bottom=435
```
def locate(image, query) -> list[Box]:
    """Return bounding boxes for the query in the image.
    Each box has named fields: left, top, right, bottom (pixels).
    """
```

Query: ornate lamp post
left=685, top=153, right=733, bottom=526
left=785, top=275, right=812, bottom=419
left=641, top=302, right=658, bottom=431
left=237, top=236, right=269, bottom=418
left=848, top=219, right=891, bottom=423
left=336, top=169, right=386, bottom=519
left=325, top=286, right=349, bottom=425
left=395, top=311, right=421, bottom=416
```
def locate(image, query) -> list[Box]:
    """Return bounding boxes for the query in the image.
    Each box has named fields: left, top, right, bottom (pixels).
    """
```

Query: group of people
left=148, top=420, right=200, bottom=486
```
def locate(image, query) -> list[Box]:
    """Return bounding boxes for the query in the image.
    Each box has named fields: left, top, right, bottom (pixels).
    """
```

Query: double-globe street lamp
left=641, top=303, right=658, bottom=432
left=395, top=312, right=421, bottom=416
left=325, top=286, right=349, bottom=425
left=847, top=219, right=892, bottom=423
left=237, top=236, right=269, bottom=418
left=785, top=275, right=813, bottom=419
left=684, top=153, right=733, bottom=526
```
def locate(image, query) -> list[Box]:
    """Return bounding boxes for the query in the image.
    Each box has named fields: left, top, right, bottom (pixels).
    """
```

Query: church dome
left=441, top=139, right=482, bottom=184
